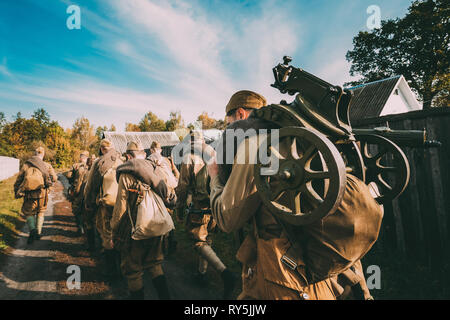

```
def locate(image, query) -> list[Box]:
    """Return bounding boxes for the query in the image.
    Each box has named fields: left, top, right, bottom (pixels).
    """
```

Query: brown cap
left=126, top=141, right=144, bottom=152
left=100, top=139, right=112, bottom=148
left=35, top=147, right=45, bottom=155
left=80, top=150, right=89, bottom=157
left=225, top=90, right=267, bottom=114
left=150, top=141, right=161, bottom=149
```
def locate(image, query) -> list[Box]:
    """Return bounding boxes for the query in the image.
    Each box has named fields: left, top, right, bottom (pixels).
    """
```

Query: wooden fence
left=352, top=108, right=450, bottom=269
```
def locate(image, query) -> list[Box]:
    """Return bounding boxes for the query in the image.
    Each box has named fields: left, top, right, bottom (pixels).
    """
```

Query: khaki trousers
left=120, top=237, right=165, bottom=291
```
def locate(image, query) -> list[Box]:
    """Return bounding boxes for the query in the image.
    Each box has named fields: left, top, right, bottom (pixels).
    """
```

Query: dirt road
left=0, top=175, right=222, bottom=300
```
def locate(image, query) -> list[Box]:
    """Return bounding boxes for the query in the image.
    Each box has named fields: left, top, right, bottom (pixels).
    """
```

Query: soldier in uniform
left=82, top=153, right=98, bottom=252
left=149, top=141, right=180, bottom=180
left=175, top=130, right=236, bottom=300
left=207, top=90, right=382, bottom=300
left=66, top=150, right=90, bottom=235
left=14, top=147, right=57, bottom=244
left=84, top=139, right=123, bottom=278
left=148, top=141, right=179, bottom=255
left=111, top=141, right=176, bottom=299
left=224, top=90, right=265, bottom=125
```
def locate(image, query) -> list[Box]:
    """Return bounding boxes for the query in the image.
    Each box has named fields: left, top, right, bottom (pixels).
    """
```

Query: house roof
left=102, top=131, right=180, bottom=154
left=347, top=75, right=402, bottom=122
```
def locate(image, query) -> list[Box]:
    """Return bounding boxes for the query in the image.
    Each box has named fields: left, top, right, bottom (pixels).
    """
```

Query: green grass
left=0, top=175, right=24, bottom=251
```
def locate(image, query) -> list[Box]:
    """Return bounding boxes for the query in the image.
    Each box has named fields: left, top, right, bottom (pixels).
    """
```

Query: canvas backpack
left=99, top=157, right=122, bottom=207
left=271, top=174, right=383, bottom=283
left=21, top=166, right=45, bottom=192
left=127, top=181, right=174, bottom=240
left=154, top=157, right=178, bottom=192
left=73, top=164, right=89, bottom=196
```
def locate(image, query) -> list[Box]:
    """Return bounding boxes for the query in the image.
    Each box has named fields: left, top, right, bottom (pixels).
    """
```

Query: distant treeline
left=0, top=108, right=224, bottom=169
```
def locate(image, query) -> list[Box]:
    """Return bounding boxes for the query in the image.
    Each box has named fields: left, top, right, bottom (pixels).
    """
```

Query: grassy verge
left=0, top=175, right=24, bottom=252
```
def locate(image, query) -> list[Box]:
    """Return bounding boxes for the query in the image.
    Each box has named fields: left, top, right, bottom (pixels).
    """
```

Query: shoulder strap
left=263, top=209, right=310, bottom=285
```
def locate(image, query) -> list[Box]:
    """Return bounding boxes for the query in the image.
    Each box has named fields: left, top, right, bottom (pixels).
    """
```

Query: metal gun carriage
left=253, top=56, right=440, bottom=226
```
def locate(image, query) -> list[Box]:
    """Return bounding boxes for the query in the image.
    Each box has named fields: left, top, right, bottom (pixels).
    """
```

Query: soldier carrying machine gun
left=208, top=56, right=441, bottom=300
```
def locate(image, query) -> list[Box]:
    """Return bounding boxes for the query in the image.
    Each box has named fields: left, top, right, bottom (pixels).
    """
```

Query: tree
left=95, top=125, right=108, bottom=140
left=125, top=123, right=141, bottom=132
left=165, top=111, right=184, bottom=131
left=31, top=108, right=52, bottom=141
left=14, top=112, right=22, bottom=121
left=0, top=112, right=6, bottom=132
left=346, top=0, right=449, bottom=109
left=197, top=112, right=225, bottom=129
left=1, top=117, right=42, bottom=157
left=44, top=122, right=73, bottom=167
left=109, top=124, right=117, bottom=132
left=0, top=111, right=76, bottom=167
left=32, top=108, right=50, bottom=127
left=71, top=117, right=98, bottom=152
left=139, top=112, right=167, bottom=132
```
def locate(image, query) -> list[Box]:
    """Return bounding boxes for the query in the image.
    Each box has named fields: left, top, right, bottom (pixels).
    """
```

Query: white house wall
left=0, top=156, right=20, bottom=181
left=380, top=90, right=410, bottom=116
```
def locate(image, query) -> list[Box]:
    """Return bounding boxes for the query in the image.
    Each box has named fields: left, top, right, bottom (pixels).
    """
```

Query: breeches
left=186, top=213, right=216, bottom=248
left=96, top=205, right=114, bottom=250
left=120, top=237, right=165, bottom=291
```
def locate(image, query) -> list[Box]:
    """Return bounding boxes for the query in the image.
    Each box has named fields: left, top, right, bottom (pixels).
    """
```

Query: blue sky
left=0, top=0, right=412, bottom=130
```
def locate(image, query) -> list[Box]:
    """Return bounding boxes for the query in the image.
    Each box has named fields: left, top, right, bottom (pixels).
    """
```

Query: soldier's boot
left=112, top=250, right=122, bottom=278
left=27, top=229, right=37, bottom=245
left=101, top=250, right=115, bottom=278
left=197, top=245, right=237, bottom=299
left=167, top=230, right=177, bottom=256
left=86, top=229, right=96, bottom=253
left=194, top=257, right=209, bottom=287
left=221, top=269, right=238, bottom=300
left=152, top=275, right=171, bottom=300
left=128, top=288, right=145, bottom=300
left=26, top=216, right=37, bottom=244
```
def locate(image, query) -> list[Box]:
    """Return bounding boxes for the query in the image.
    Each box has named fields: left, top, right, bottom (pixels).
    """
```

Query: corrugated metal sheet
left=103, top=131, right=180, bottom=155
left=348, top=76, right=401, bottom=123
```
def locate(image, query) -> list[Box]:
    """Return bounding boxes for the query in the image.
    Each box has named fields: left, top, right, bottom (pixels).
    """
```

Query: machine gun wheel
left=336, top=141, right=366, bottom=182
left=356, top=134, right=410, bottom=204
left=254, top=127, right=347, bottom=226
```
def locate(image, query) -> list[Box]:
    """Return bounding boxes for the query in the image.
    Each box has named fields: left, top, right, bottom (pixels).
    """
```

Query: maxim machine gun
left=253, top=56, right=440, bottom=226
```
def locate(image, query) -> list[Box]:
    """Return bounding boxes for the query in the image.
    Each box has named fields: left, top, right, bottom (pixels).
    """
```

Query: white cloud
left=98, top=0, right=304, bottom=120
left=0, top=58, right=12, bottom=78
left=1, top=0, right=353, bottom=129
left=316, top=58, right=359, bottom=87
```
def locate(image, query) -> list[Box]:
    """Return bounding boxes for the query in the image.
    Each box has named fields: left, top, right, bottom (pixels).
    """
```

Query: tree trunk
left=421, top=89, right=434, bottom=109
